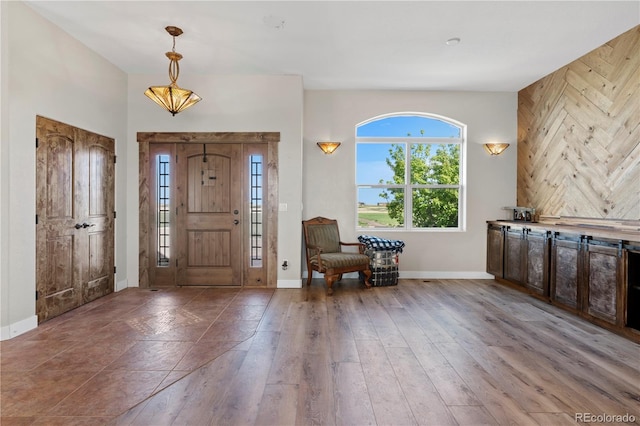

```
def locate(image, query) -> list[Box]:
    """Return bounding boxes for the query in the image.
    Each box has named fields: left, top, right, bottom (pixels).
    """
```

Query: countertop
left=487, top=218, right=640, bottom=243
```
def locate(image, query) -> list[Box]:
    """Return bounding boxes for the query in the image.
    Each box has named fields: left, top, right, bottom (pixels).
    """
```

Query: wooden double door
left=36, top=116, right=115, bottom=323
left=143, top=134, right=277, bottom=288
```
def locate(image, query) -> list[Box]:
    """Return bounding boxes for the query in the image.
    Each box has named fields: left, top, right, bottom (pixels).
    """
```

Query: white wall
left=0, top=0, right=9, bottom=337
left=0, top=1, right=128, bottom=339
left=126, top=74, right=304, bottom=289
left=303, top=90, right=517, bottom=278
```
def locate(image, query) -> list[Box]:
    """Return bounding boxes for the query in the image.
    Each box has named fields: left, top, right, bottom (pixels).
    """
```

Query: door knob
left=74, top=223, right=83, bottom=229
left=233, top=219, right=239, bottom=225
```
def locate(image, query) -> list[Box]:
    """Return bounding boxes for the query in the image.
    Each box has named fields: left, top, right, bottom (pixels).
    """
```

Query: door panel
left=44, top=235, right=77, bottom=313
left=524, top=231, right=549, bottom=296
left=81, top=130, right=115, bottom=303
left=585, top=242, right=621, bottom=324
left=550, top=236, right=581, bottom=310
left=504, top=227, right=524, bottom=285
left=178, top=144, right=242, bottom=286
left=36, top=116, right=114, bottom=322
left=187, top=154, right=230, bottom=213
left=37, top=119, right=82, bottom=321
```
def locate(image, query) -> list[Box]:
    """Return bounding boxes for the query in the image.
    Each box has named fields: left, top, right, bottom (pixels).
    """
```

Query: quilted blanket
left=357, top=235, right=405, bottom=253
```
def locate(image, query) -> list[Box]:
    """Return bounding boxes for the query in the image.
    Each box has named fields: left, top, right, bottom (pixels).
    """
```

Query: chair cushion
left=307, top=223, right=341, bottom=253
left=310, top=252, right=370, bottom=270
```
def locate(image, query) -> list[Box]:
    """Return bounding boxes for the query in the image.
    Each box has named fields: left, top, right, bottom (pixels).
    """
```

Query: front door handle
left=233, top=219, right=239, bottom=225
left=75, top=223, right=95, bottom=229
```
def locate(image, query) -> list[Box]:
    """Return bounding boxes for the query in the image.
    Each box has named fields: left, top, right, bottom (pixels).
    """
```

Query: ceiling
left=24, top=1, right=640, bottom=92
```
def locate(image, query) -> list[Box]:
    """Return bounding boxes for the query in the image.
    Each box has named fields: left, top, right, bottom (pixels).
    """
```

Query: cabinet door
left=550, top=234, right=581, bottom=310
left=487, top=225, right=504, bottom=277
left=504, top=227, right=525, bottom=284
left=584, top=240, right=622, bottom=325
left=524, top=230, right=549, bottom=296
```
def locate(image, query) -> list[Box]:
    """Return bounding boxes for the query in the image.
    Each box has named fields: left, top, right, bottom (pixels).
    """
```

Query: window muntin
left=356, top=114, right=464, bottom=230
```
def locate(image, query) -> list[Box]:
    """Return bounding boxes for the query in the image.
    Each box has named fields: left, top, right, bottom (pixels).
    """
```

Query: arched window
left=356, top=113, right=466, bottom=230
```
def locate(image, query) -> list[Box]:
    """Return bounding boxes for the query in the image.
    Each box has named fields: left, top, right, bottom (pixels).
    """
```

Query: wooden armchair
left=302, top=217, right=372, bottom=295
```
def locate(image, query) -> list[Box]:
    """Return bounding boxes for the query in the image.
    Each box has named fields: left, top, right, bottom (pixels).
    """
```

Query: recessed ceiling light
left=446, top=37, right=461, bottom=46
left=263, top=15, right=285, bottom=30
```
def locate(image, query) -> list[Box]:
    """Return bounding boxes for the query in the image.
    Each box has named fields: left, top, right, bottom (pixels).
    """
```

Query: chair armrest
left=305, top=244, right=325, bottom=268
left=306, top=244, right=324, bottom=258
left=307, top=243, right=323, bottom=252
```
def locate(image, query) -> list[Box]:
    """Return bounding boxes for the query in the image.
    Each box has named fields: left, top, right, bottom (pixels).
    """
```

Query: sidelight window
left=250, top=155, right=263, bottom=267
left=157, top=154, right=171, bottom=266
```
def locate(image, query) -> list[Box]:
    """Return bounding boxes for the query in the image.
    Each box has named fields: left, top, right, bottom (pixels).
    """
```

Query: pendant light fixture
left=144, top=26, right=201, bottom=116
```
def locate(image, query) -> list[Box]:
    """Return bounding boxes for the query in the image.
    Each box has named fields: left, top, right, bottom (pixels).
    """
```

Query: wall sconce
left=317, top=142, right=341, bottom=155
left=483, top=143, right=510, bottom=156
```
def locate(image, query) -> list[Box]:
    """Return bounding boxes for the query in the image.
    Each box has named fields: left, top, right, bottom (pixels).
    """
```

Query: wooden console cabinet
left=486, top=219, right=639, bottom=341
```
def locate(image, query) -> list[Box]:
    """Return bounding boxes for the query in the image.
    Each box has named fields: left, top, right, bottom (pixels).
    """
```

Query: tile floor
left=0, top=286, right=274, bottom=425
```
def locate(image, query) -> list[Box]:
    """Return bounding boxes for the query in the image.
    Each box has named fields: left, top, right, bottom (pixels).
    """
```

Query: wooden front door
left=177, top=143, right=242, bottom=285
left=139, top=132, right=278, bottom=289
left=36, top=116, right=115, bottom=323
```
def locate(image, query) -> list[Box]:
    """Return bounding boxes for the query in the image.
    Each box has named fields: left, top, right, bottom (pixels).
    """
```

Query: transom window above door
left=356, top=113, right=466, bottom=231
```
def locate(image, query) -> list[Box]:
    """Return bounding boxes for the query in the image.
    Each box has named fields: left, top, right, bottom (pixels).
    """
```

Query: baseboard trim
left=399, top=271, right=494, bottom=279
left=115, top=279, right=129, bottom=292
left=277, top=279, right=302, bottom=288
left=0, top=314, right=38, bottom=341
left=303, top=271, right=494, bottom=280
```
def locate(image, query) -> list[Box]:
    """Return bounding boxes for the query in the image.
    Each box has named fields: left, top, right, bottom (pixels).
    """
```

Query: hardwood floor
left=1, top=279, right=638, bottom=425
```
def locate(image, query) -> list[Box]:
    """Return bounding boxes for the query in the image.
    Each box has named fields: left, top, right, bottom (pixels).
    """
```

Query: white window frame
left=355, top=113, right=467, bottom=232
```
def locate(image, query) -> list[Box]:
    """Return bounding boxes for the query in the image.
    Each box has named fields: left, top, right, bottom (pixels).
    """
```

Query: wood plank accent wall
left=518, top=25, right=640, bottom=220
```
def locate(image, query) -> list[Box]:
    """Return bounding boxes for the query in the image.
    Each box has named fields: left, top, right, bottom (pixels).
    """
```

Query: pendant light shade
left=144, top=26, right=201, bottom=116
left=144, top=85, right=201, bottom=116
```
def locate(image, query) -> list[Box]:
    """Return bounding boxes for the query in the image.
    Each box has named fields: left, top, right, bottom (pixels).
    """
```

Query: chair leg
left=306, top=263, right=313, bottom=286
left=325, top=274, right=338, bottom=295
left=362, top=268, right=372, bottom=288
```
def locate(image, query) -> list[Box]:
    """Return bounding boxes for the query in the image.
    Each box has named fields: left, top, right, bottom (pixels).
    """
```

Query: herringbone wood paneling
left=518, top=25, right=640, bottom=219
